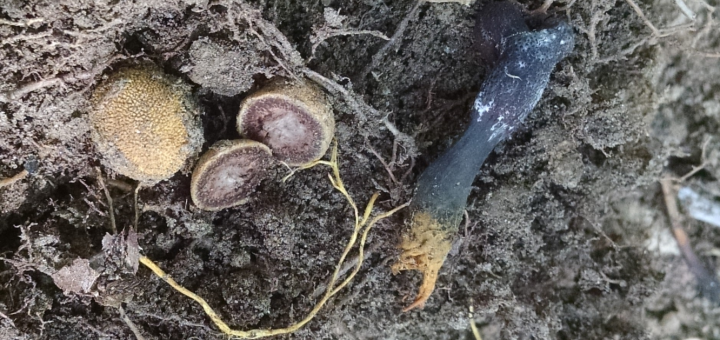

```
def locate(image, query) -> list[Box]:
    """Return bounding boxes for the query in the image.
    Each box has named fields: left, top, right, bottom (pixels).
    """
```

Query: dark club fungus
left=392, top=2, right=575, bottom=311
left=237, top=80, right=335, bottom=166
left=190, top=139, right=273, bottom=211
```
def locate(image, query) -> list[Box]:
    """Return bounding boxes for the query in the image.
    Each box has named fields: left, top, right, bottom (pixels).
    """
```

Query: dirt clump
left=186, top=37, right=267, bottom=97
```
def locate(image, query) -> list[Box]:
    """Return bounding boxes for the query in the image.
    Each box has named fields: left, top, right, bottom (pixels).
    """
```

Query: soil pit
left=1, top=0, right=720, bottom=339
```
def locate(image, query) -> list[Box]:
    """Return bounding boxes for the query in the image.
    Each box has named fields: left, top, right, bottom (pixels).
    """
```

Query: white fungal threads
left=504, top=66, right=521, bottom=80
left=474, top=97, right=494, bottom=122
left=489, top=121, right=508, bottom=141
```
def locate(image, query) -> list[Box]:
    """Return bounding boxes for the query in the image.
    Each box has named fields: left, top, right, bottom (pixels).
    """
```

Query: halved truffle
left=90, top=65, right=203, bottom=183
left=190, top=140, right=273, bottom=211
left=236, top=80, right=334, bottom=166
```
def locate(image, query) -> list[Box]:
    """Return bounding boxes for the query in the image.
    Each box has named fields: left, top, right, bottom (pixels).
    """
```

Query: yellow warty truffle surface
left=91, top=67, right=202, bottom=182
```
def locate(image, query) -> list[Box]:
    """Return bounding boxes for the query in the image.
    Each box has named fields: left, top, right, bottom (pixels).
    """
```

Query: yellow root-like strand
left=469, top=305, right=482, bottom=340
left=0, top=169, right=28, bottom=188
left=140, top=142, right=408, bottom=338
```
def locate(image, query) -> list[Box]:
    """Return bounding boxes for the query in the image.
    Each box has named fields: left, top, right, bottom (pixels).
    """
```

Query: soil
left=1, top=0, right=719, bottom=339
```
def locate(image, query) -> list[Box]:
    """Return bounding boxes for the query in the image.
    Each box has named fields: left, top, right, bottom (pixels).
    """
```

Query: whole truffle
left=190, top=139, right=273, bottom=211
left=237, top=80, right=334, bottom=166
left=90, top=66, right=203, bottom=183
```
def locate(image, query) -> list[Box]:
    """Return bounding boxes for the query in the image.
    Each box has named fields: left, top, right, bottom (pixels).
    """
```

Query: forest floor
left=2, top=0, right=720, bottom=339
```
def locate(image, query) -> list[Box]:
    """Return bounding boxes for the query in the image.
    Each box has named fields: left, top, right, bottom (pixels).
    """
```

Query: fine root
left=357, top=0, right=422, bottom=85
left=96, top=168, right=117, bottom=234
left=468, top=303, right=482, bottom=340
left=0, top=170, right=29, bottom=189
left=118, top=306, right=146, bottom=340
left=660, top=137, right=720, bottom=302
left=139, top=143, right=409, bottom=338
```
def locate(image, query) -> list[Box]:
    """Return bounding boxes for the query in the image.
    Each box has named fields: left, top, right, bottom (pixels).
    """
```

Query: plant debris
left=51, top=258, right=100, bottom=295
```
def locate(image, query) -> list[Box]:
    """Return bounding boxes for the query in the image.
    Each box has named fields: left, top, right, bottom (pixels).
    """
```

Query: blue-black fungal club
left=392, top=2, right=575, bottom=312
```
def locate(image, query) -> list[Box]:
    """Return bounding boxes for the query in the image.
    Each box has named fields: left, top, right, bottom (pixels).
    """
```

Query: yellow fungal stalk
left=392, top=212, right=453, bottom=311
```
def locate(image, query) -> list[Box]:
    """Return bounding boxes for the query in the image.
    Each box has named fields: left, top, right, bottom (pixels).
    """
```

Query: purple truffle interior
left=241, top=97, right=321, bottom=164
left=195, top=147, right=270, bottom=209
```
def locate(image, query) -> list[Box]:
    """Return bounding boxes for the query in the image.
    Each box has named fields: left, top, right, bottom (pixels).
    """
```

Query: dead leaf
left=51, top=258, right=100, bottom=295
left=102, top=229, right=140, bottom=274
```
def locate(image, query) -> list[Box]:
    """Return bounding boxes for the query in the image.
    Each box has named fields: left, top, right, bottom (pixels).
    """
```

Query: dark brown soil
left=1, top=0, right=719, bottom=339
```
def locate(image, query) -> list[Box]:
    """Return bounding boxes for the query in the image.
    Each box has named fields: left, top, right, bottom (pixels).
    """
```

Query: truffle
left=237, top=80, right=334, bottom=166
left=190, top=139, right=273, bottom=211
left=90, top=66, right=203, bottom=183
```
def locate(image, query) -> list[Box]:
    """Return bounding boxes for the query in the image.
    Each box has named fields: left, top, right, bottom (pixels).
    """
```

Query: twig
left=675, top=136, right=711, bottom=183
left=83, top=198, right=106, bottom=217
left=690, top=0, right=715, bottom=12
left=304, top=69, right=418, bottom=157
left=575, top=0, right=611, bottom=61
left=366, top=139, right=399, bottom=185
left=134, top=183, right=142, bottom=231
left=0, top=311, right=16, bottom=328
left=304, top=69, right=369, bottom=124
left=381, top=115, right=402, bottom=139
left=693, top=50, right=720, bottom=58
left=399, top=157, right=415, bottom=184
left=119, top=306, right=146, bottom=340
left=692, top=11, right=713, bottom=48
left=0, top=53, right=138, bottom=103
left=0, top=31, right=52, bottom=47
left=530, top=0, right=554, bottom=14
left=107, top=179, right=134, bottom=192
left=660, top=178, right=720, bottom=302
left=594, top=37, right=650, bottom=65
left=0, top=70, right=93, bottom=103
left=232, top=3, right=303, bottom=79
left=581, top=216, right=617, bottom=248
left=624, top=0, right=661, bottom=36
